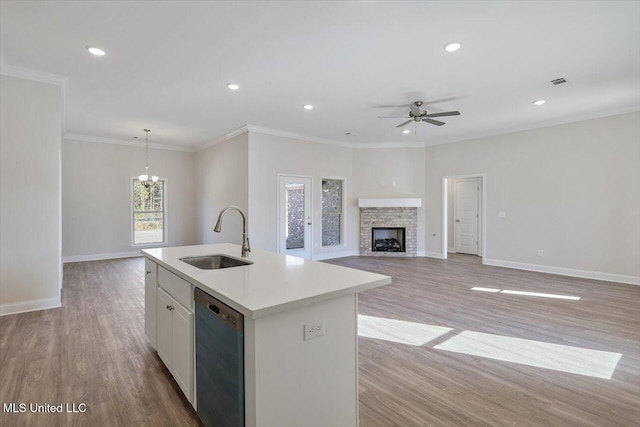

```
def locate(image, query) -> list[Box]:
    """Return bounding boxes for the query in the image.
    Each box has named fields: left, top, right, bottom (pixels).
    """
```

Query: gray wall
left=61, top=139, right=197, bottom=259
left=195, top=133, right=249, bottom=245
left=57, top=110, right=640, bottom=285
left=425, top=111, right=640, bottom=280
left=1, top=75, right=62, bottom=313
left=352, top=147, right=426, bottom=254
left=248, top=132, right=355, bottom=258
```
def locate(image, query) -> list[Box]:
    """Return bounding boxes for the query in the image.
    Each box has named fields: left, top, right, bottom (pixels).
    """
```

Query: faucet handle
left=246, top=237, right=251, bottom=253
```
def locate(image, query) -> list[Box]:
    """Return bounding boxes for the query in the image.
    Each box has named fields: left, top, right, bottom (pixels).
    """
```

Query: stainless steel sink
left=179, top=254, right=253, bottom=270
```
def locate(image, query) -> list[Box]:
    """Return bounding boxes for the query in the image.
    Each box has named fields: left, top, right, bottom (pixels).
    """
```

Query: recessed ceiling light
left=402, top=129, right=411, bottom=134
left=303, top=104, right=314, bottom=110
left=227, top=83, right=240, bottom=90
left=444, top=42, right=461, bottom=52
left=86, top=46, right=105, bottom=56
left=533, top=99, right=546, bottom=106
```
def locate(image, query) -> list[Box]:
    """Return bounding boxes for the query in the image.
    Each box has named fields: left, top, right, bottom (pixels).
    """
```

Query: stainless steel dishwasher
left=194, top=287, right=244, bottom=427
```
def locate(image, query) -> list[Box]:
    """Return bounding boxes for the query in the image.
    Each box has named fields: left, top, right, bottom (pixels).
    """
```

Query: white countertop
left=142, top=244, right=391, bottom=319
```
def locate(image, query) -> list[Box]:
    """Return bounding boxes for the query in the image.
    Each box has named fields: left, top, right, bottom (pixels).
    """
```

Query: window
left=132, top=179, right=165, bottom=245
left=321, top=179, right=343, bottom=246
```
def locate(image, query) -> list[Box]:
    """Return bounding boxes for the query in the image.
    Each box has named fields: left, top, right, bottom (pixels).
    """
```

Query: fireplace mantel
left=357, top=198, right=422, bottom=208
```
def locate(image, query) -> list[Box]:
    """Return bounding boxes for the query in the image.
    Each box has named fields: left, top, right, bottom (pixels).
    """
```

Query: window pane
left=133, top=180, right=164, bottom=212
left=322, top=179, right=343, bottom=246
left=134, top=212, right=164, bottom=244
left=150, top=181, right=164, bottom=211
left=286, top=185, right=305, bottom=250
left=322, top=179, right=342, bottom=213
left=322, top=213, right=341, bottom=246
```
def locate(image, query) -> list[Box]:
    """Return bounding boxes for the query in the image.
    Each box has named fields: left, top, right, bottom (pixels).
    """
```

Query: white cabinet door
left=156, top=288, right=173, bottom=368
left=144, top=259, right=158, bottom=348
left=172, top=302, right=193, bottom=402
left=156, top=287, right=193, bottom=403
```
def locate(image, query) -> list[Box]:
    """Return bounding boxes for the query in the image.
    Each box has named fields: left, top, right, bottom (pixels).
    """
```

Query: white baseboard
left=482, top=258, right=640, bottom=286
left=424, top=251, right=445, bottom=259
left=314, top=250, right=359, bottom=261
left=448, top=247, right=456, bottom=253
left=417, top=251, right=426, bottom=257
left=63, top=250, right=142, bottom=263
left=0, top=296, right=61, bottom=317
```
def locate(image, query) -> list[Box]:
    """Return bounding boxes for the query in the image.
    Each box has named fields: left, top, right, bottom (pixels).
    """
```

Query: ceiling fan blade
left=377, top=116, right=410, bottom=118
left=425, top=111, right=460, bottom=118
left=423, top=118, right=445, bottom=126
left=395, top=120, right=413, bottom=128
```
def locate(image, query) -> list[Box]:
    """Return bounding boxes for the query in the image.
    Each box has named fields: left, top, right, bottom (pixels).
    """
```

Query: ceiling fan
left=378, top=101, right=461, bottom=127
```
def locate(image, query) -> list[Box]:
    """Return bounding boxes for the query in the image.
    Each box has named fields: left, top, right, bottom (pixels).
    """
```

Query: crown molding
left=246, top=125, right=354, bottom=148
left=426, top=105, right=640, bottom=148
left=1, top=62, right=68, bottom=135
left=352, top=141, right=427, bottom=149
left=197, top=124, right=432, bottom=150
left=0, top=62, right=67, bottom=86
left=63, top=133, right=196, bottom=152
left=198, top=125, right=249, bottom=150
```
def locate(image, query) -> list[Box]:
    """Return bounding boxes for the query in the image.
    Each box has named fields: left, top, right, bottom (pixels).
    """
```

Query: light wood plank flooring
left=327, top=255, right=640, bottom=427
left=0, top=255, right=638, bottom=426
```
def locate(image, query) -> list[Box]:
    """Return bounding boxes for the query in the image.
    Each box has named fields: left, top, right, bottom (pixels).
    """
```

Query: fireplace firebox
left=372, top=227, right=406, bottom=252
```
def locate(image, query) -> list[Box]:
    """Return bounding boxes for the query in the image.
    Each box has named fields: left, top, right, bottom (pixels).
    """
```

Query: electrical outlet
left=537, top=249, right=544, bottom=257
left=304, top=321, right=325, bottom=341
left=499, top=211, right=506, bottom=218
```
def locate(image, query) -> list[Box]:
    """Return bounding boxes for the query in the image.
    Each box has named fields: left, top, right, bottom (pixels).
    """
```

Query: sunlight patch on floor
left=434, top=330, right=621, bottom=379
left=358, top=315, right=453, bottom=346
left=471, top=287, right=580, bottom=300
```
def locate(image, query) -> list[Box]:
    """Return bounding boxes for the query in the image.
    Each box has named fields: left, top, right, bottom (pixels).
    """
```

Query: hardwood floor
left=0, top=258, right=201, bottom=427
left=0, top=255, right=638, bottom=426
left=327, top=255, right=640, bottom=427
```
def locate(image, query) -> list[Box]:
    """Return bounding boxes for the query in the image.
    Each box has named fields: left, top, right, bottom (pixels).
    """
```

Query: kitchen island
left=142, top=243, right=391, bottom=427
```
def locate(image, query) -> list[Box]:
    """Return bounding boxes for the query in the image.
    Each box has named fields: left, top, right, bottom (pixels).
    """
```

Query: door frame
left=276, top=173, right=314, bottom=259
left=452, top=177, right=482, bottom=255
left=441, top=173, right=487, bottom=260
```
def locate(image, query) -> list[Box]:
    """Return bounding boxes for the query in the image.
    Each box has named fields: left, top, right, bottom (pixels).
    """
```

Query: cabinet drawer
left=158, top=266, right=193, bottom=310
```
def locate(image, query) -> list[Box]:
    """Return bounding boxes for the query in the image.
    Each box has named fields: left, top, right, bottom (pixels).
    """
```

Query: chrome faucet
left=214, top=206, right=251, bottom=258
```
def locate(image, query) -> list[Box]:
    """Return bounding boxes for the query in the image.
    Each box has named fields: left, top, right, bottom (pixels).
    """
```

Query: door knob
left=456, top=219, right=460, bottom=222
left=146, top=271, right=151, bottom=275
left=307, top=222, right=312, bottom=225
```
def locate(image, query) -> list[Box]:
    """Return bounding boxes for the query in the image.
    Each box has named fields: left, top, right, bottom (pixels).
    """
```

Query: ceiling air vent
left=551, top=77, right=567, bottom=85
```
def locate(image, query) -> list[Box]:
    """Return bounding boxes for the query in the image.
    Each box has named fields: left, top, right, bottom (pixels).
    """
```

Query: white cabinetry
left=150, top=264, right=194, bottom=404
left=144, top=258, right=158, bottom=348
left=157, top=287, right=194, bottom=402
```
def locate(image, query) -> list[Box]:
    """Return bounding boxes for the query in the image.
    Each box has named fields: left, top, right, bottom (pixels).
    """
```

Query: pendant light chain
left=138, top=128, right=158, bottom=188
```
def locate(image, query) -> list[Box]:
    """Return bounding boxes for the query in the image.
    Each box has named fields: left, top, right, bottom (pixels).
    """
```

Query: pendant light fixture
left=138, top=129, right=158, bottom=188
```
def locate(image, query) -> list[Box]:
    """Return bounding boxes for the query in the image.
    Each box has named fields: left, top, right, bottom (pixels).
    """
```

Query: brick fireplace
left=359, top=199, right=421, bottom=257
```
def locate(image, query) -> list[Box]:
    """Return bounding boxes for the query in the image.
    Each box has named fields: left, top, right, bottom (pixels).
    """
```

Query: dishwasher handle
left=194, top=287, right=244, bottom=331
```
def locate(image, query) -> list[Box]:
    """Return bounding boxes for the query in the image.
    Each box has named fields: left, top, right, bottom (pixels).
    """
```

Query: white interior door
left=278, top=175, right=312, bottom=259
left=455, top=179, right=480, bottom=255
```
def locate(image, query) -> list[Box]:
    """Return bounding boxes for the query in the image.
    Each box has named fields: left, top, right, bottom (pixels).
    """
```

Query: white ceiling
left=1, top=1, right=639, bottom=150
